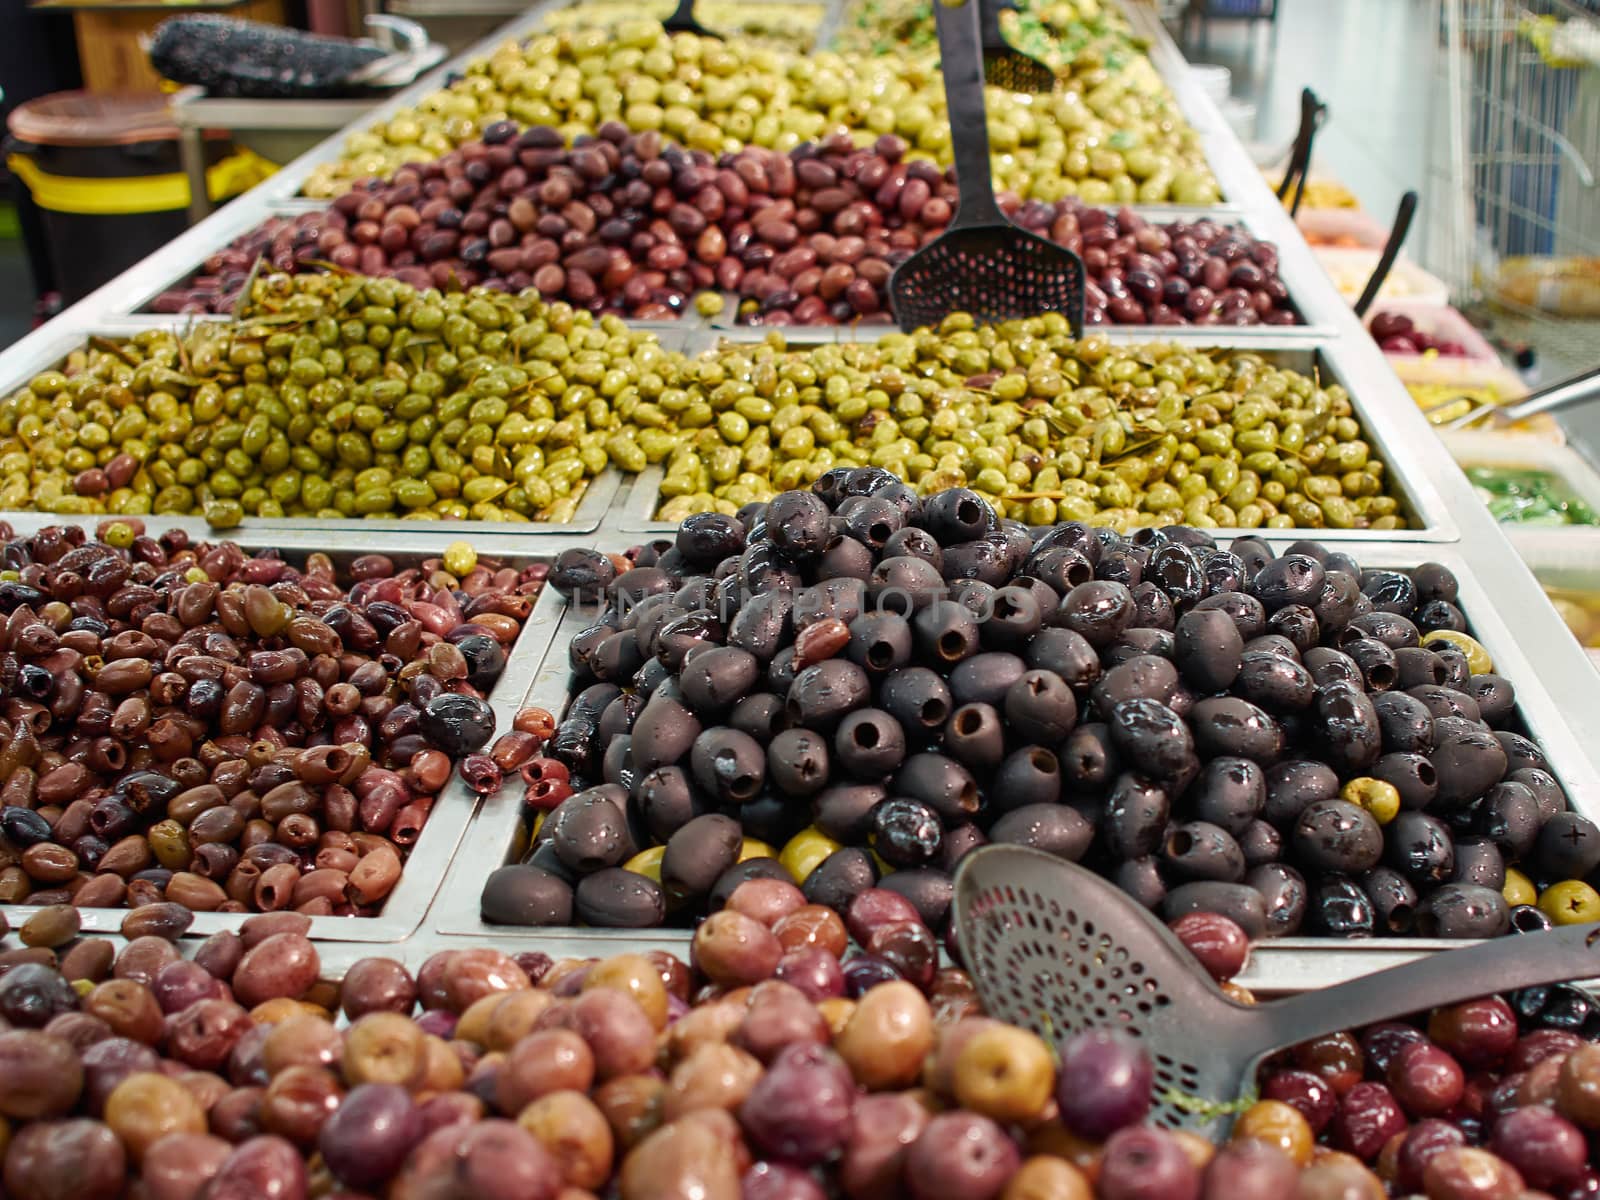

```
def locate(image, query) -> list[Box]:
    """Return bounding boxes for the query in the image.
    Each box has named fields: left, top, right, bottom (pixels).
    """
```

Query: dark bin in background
left=5, top=92, right=263, bottom=304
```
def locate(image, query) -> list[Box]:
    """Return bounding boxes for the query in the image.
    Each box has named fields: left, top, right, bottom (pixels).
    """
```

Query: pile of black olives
left=482, top=475, right=1589, bottom=942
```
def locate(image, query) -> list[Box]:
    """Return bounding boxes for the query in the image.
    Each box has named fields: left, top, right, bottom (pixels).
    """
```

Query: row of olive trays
left=0, top=524, right=1597, bottom=994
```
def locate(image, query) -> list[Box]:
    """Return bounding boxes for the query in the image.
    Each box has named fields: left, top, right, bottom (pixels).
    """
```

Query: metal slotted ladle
left=953, top=845, right=1600, bottom=1138
left=888, top=0, right=1084, bottom=334
left=978, top=0, right=1055, bottom=94
left=1424, top=362, right=1600, bottom=430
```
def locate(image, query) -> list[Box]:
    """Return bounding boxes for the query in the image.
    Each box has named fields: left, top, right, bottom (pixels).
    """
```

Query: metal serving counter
left=0, top=0, right=1591, bottom=991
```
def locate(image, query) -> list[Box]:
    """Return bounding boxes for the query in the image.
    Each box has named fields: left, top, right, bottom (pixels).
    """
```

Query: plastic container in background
left=1389, top=355, right=1562, bottom=443
left=1189, top=63, right=1232, bottom=106
left=1492, top=256, right=1600, bottom=317
left=1364, top=298, right=1501, bottom=365
left=1499, top=528, right=1600, bottom=673
left=1296, top=207, right=1389, bottom=250
left=1441, top=430, right=1600, bottom=526
left=1312, top=246, right=1451, bottom=306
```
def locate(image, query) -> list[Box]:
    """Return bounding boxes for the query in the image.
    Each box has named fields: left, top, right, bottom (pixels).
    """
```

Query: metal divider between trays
left=0, top=534, right=564, bottom=944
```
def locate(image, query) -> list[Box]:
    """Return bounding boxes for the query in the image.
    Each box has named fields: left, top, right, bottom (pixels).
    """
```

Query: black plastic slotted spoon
left=888, top=0, right=1085, bottom=333
left=662, top=0, right=718, bottom=38
left=954, top=846, right=1600, bottom=1138
left=978, top=0, right=1054, bottom=94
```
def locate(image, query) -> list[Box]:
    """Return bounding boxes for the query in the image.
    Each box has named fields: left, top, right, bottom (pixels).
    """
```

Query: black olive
left=480, top=865, right=573, bottom=926
left=1267, top=604, right=1320, bottom=653
left=1407, top=685, right=1482, bottom=724
left=869, top=556, right=946, bottom=615
left=1419, top=883, right=1509, bottom=939
left=786, top=659, right=870, bottom=731
left=1242, top=634, right=1301, bottom=661
left=1452, top=836, right=1506, bottom=891
left=1200, top=550, right=1247, bottom=595
left=941, top=535, right=1014, bottom=586
left=1371, top=691, right=1436, bottom=755
left=707, top=858, right=792, bottom=911
left=1362, top=570, right=1419, bottom=616
left=0, top=807, right=53, bottom=848
left=610, top=565, right=674, bottom=609
left=1233, top=651, right=1316, bottom=714
left=950, top=580, right=996, bottom=620
left=1229, top=537, right=1275, bottom=578
left=1305, top=652, right=1356, bottom=691
left=455, top=633, right=507, bottom=690
left=1475, top=780, right=1542, bottom=860
left=1061, top=723, right=1119, bottom=793
left=679, top=646, right=761, bottom=716
left=1252, top=554, right=1326, bottom=612
left=1147, top=544, right=1206, bottom=611
left=1113, top=857, right=1167, bottom=912
left=1386, top=811, right=1456, bottom=885
left=1308, top=875, right=1374, bottom=937
left=1346, top=611, right=1421, bottom=649
left=835, top=708, right=907, bottom=778
left=763, top=490, right=831, bottom=563
left=1027, top=546, right=1095, bottom=595
left=1293, top=799, right=1384, bottom=873
left=1417, top=600, right=1468, bottom=634
left=1104, top=629, right=1177, bottom=666
left=1162, top=881, right=1268, bottom=939
left=419, top=692, right=496, bottom=756
left=727, top=590, right=794, bottom=660
left=1368, top=752, right=1438, bottom=812
left=981, top=585, right=1044, bottom=650
left=795, top=578, right=867, bottom=630
left=1510, top=767, right=1565, bottom=823
left=1248, top=862, right=1307, bottom=936
left=633, top=766, right=710, bottom=843
left=1162, top=820, right=1246, bottom=882
left=838, top=496, right=904, bottom=550
left=1536, top=813, right=1600, bottom=878
left=1495, top=731, right=1547, bottom=775
left=882, top=527, right=944, bottom=571
left=1262, top=760, right=1340, bottom=828
left=846, top=612, right=912, bottom=677
left=1024, top=628, right=1100, bottom=692
left=950, top=652, right=1026, bottom=708
left=598, top=694, right=643, bottom=746
left=576, top=868, right=666, bottom=927
left=878, top=668, right=953, bottom=736
left=1510, top=905, right=1553, bottom=934
left=871, top=797, right=943, bottom=867
left=676, top=512, right=747, bottom=567
left=1191, top=757, right=1266, bottom=836
left=1092, top=655, right=1179, bottom=713
left=1005, top=670, right=1079, bottom=745
left=1313, top=571, right=1362, bottom=633
left=602, top=736, right=635, bottom=790
left=548, top=790, right=636, bottom=873
left=662, top=813, right=743, bottom=897
left=549, top=548, right=617, bottom=601
left=1056, top=580, right=1136, bottom=647
left=1430, top=728, right=1507, bottom=806
left=1174, top=608, right=1244, bottom=693
left=767, top=728, right=831, bottom=798
left=990, top=803, right=1093, bottom=861
left=940, top=822, right=988, bottom=871
left=690, top=727, right=766, bottom=803
left=1101, top=772, right=1170, bottom=859
left=944, top=703, right=1005, bottom=772
left=1108, top=698, right=1195, bottom=780
left=893, top=752, right=979, bottom=823
left=1129, top=582, right=1177, bottom=632
left=1095, top=549, right=1144, bottom=587
left=1391, top=647, right=1447, bottom=690
left=812, top=782, right=886, bottom=842
left=801, top=847, right=878, bottom=910
left=920, top=487, right=997, bottom=545
left=1411, top=562, right=1460, bottom=604
left=1435, top=645, right=1473, bottom=689
left=1313, top=683, right=1382, bottom=773
left=631, top=695, right=702, bottom=774
left=874, top=868, right=952, bottom=931
left=1360, top=866, right=1419, bottom=934
left=1240, top=819, right=1283, bottom=866
left=1470, top=675, right=1517, bottom=726
left=1193, top=590, right=1268, bottom=641
left=991, top=747, right=1063, bottom=813
left=654, top=613, right=725, bottom=672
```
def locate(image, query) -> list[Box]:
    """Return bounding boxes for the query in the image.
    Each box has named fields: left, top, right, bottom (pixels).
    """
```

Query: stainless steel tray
left=0, top=534, right=563, bottom=943
left=613, top=341, right=1459, bottom=542
left=426, top=542, right=1600, bottom=995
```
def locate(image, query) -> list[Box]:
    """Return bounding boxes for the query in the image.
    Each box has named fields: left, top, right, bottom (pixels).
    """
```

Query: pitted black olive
left=1233, top=652, right=1316, bottom=713
left=1003, top=669, right=1079, bottom=745
left=801, top=847, right=879, bottom=910
left=871, top=797, right=943, bottom=867
left=1411, top=562, right=1460, bottom=604
left=1129, top=581, right=1177, bottom=632
left=1313, top=683, right=1383, bottom=773
left=1200, top=550, right=1247, bottom=596
left=1092, top=654, right=1179, bottom=713
left=1263, top=760, right=1340, bottom=828
left=1303, top=646, right=1362, bottom=689
left=1024, top=628, right=1100, bottom=692
left=941, top=534, right=1014, bottom=586
left=1536, top=812, right=1600, bottom=879
left=1392, top=647, right=1448, bottom=690
left=878, top=867, right=954, bottom=930
left=921, top=486, right=997, bottom=544
left=1343, top=638, right=1399, bottom=692
left=481, top=865, right=574, bottom=926
left=1470, top=674, right=1517, bottom=726
left=1240, top=819, right=1283, bottom=867
left=1114, top=857, right=1166, bottom=912
left=1242, top=634, right=1301, bottom=661
left=949, top=651, right=1026, bottom=708
left=1495, top=731, right=1547, bottom=774
left=1267, top=604, right=1320, bottom=652
left=1294, top=799, right=1384, bottom=873
left=834, top=708, right=907, bottom=778
left=1229, top=537, right=1275, bottom=578
left=1174, top=608, right=1245, bottom=693
left=662, top=813, right=743, bottom=897
left=992, top=747, right=1063, bottom=812
left=811, top=782, right=886, bottom=843
left=1346, top=611, right=1422, bottom=649
left=1252, top=554, right=1326, bottom=612
left=1309, top=875, right=1375, bottom=938
left=1061, top=723, right=1119, bottom=793
left=1108, top=698, right=1196, bottom=779
left=1430, top=728, right=1507, bottom=806
left=676, top=512, right=746, bottom=567
left=881, top=526, right=943, bottom=571
left=1055, top=580, right=1136, bottom=647
left=1192, top=757, right=1266, bottom=836
left=1193, top=590, right=1268, bottom=641
left=762, top=490, right=831, bottom=563
left=989, top=803, right=1093, bottom=861
left=1360, top=866, right=1418, bottom=934
left=1189, top=696, right=1284, bottom=761
left=1147, top=543, right=1206, bottom=611
left=1249, top=862, right=1307, bottom=936
left=1101, top=773, right=1171, bottom=859
left=1104, top=628, right=1177, bottom=666
left=1417, top=600, right=1468, bottom=634
left=815, top=535, right=874, bottom=583
left=1313, top=571, right=1362, bottom=632
left=1475, top=781, right=1542, bottom=860
left=944, top=702, right=1005, bottom=770
left=1095, top=548, right=1144, bottom=588
left=1387, top=811, right=1456, bottom=884
left=1452, top=836, right=1506, bottom=891
left=1163, top=820, right=1246, bottom=882
left=1362, top=570, right=1419, bottom=616
left=550, top=548, right=618, bottom=602
left=1027, top=546, right=1095, bottom=596
left=1419, top=883, right=1509, bottom=939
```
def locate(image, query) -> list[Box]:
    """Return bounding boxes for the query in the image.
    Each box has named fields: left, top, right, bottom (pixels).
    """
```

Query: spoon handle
left=1252, top=925, right=1600, bottom=1052
left=934, top=0, right=1004, bottom=229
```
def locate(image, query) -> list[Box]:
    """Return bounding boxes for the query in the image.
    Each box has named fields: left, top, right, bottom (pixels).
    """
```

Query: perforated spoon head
left=889, top=225, right=1086, bottom=334
left=983, top=45, right=1056, bottom=94
left=953, top=845, right=1280, bottom=1137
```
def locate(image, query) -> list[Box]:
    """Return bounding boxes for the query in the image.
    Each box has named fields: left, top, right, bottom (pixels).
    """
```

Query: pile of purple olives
left=485, top=475, right=1584, bottom=945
